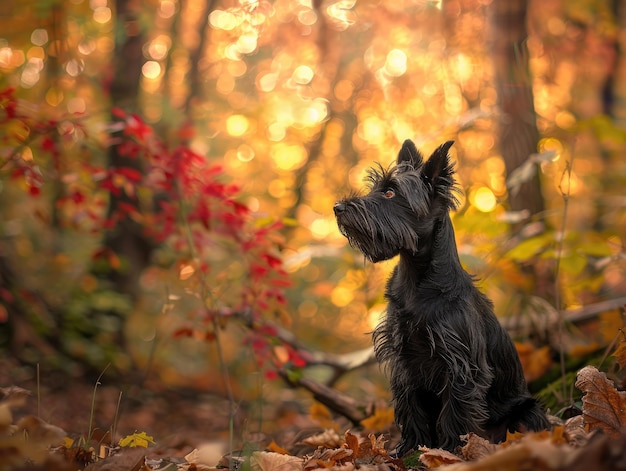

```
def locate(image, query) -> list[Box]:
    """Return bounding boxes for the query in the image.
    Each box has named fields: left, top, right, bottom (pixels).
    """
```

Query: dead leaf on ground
left=303, top=446, right=353, bottom=470
left=268, top=439, right=290, bottom=455
left=418, top=446, right=463, bottom=468
left=360, top=407, right=394, bottom=431
left=575, top=365, right=626, bottom=438
left=443, top=434, right=573, bottom=471
left=459, top=433, right=498, bottom=461
left=299, top=428, right=343, bottom=448
left=251, top=451, right=303, bottom=471
left=562, top=416, right=589, bottom=448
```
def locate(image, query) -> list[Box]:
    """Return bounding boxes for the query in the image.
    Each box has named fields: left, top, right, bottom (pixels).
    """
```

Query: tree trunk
left=489, top=0, right=555, bottom=302
left=489, top=0, right=545, bottom=218
left=103, top=0, right=153, bottom=302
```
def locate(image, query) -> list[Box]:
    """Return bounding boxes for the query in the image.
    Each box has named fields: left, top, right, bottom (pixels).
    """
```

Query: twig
left=278, top=371, right=367, bottom=425
left=555, top=159, right=572, bottom=402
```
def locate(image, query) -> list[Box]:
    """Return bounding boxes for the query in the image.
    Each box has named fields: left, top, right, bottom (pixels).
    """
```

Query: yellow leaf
left=360, top=407, right=394, bottom=431
left=267, top=440, right=289, bottom=455
left=309, top=402, right=337, bottom=429
left=515, top=343, right=552, bottom=382
left=119, top=431, right=156, bottom=448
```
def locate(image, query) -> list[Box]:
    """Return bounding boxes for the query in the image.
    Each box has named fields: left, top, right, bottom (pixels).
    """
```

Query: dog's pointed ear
left=397, top=139, right=423, bottom=168
left=423, top=140, right=455, bottom=184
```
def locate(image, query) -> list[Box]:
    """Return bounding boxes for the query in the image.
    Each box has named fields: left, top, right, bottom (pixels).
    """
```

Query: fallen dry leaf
left=299, top=428, right=343, bottom=448
left=562, top=415, right=589, bottom=448
left=459, top=433, right=498, bottom=461
left=251, top=451, right=303, bottom=471
left=443, top=434, right=574, bottom=471
left=16, top=415, right=66, bottom=446
left=303, top=446, right=353, bottom=471
left=268, top=439, right=290, bottom=455
left=360, top=407, right=394, bottom=431
left=562, top=433, right=626, bottom=471
left=186, top=442, right=229, bottom=470
left=344, top=430, right=359, bottom=457
left=575, top=365, right=626, bottom=438
left=418, top=446, right=463, bottom=468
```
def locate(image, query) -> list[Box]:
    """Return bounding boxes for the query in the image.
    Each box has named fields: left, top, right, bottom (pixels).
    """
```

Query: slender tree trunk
left=489, top=0, right=545, bottom=218
left=490, top=0, right=554, bottom=301
left=612, top=1, right=626, bottom=126
left=103, top=0, right=153, bottom=303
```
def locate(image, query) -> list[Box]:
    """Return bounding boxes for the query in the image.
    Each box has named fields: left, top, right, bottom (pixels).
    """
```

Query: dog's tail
left=486, top=396, right=551, bottom=443
left=508, top=396, right=551, bottom=432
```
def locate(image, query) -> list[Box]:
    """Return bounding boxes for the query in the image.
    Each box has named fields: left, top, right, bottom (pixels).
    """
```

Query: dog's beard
left=336, top=204, right=419, bottom=262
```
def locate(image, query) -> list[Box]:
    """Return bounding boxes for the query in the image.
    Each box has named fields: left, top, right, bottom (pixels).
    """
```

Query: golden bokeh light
left=471, top=186, right=497, bottom=213
left=226, top=114, right=250, bottom=136
left=142, top=61, right=161, bottom=79
left=148, top=36, right=171, bottom=60
left=159, top=0, right=177, bottom=19
left=268, top=179, right=286, bottom=198
left=30, top=29, right=48, bottom=46
left=331, top=285, right=354, bottom=307
left=367, top=304, right=386, bottom=331
left=209, top=10, right=239, bottom=30
left=45, top=87, right=63, bottom=106
left=292, top=65, right=314, bottom=85
left=93, top=7, right=112, bottom=24
left=310, top=217, right=335, bottom=240
left=271, top=143, right=307, bottom=170
left=384, top=49, right=407, bottom=77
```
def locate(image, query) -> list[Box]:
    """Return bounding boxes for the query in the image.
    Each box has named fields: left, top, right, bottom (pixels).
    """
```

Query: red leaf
left=115, top=167, right=143, bottom=182
left=264, top=369, right=279, bottom=380
left=261, top=253, right=283, bottom=269
left=0, top=288, right=14, bottom=303
left=70, top=190, right=85, bottom=204
left=251, top=264, right=269, bottom=278
left=173, top=327, right=194, bottom=338
left=270, top=278, right=292, bottom=288
left=112, top=107, right=127, bottom=119
left=41, top=136, right=56, bottom=152
left=289, top=350, right=307, bottom=368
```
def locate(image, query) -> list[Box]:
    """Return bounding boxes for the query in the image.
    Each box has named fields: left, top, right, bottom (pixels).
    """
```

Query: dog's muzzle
left=333, top=202, right=347, bottom=216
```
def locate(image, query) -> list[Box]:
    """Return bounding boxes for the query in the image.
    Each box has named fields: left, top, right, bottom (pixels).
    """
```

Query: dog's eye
left=383, top=189, right=395, bottom=198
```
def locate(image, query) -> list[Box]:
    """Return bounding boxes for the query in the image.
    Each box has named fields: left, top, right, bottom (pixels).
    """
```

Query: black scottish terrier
left=333, top=140, right=549, bottom=454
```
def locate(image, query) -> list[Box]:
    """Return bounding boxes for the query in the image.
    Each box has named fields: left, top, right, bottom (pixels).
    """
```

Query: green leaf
left=560, top=253, right=587, bottom=277
left=505, top=233, right=553, bottom=262
left=119, top=431, right=156, bottom=448
left=578, top=239, right=613, bottom=258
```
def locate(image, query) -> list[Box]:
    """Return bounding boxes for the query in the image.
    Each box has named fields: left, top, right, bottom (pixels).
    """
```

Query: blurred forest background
left=1, top=0, right=626, bottom=445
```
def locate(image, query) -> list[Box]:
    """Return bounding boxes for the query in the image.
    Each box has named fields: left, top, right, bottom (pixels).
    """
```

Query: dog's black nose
left=333, top=202, right=346, bottom=215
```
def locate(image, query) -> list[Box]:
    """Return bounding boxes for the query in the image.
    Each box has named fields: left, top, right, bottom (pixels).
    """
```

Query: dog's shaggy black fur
left=334, top=140, right=549, bottom=454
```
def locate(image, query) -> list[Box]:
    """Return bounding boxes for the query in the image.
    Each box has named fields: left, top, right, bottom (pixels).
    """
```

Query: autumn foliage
left=0, top=86, right=301, bottom=377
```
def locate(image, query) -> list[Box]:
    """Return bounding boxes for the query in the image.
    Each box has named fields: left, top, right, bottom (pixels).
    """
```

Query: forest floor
left=2, top=357, right=626, bottom=471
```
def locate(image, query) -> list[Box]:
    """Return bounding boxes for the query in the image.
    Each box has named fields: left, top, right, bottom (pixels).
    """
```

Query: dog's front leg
left=432, top=328, right=493, bottom=451
left=437, top=374, right=491, bottom=451
left=393, top=386, right=438, bottom=456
